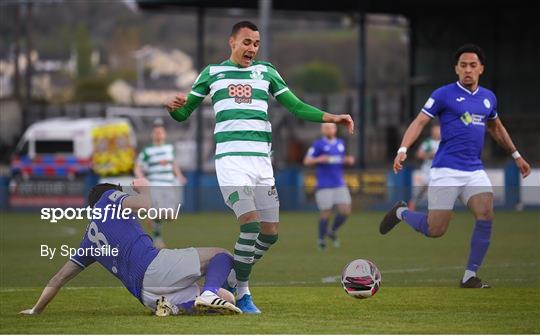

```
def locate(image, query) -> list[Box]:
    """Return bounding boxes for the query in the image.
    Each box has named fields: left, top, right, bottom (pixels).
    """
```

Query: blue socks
left=318, top=218, right=328, bottom=240
left=400, top=208, right=492, bottom=276
left=319, top=215, right=348, bottom=240
left=466, top=220, right=492, bottom=272
left=331, top=214, right=348, bottom=233
left=203, top=253, right=233, bottom=294
left=178, top=300, right=195, bottom=313
left=402, top=210, right=430, bottom=237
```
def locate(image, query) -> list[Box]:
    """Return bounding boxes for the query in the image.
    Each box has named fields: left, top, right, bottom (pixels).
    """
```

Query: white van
left=11, top=117, right=137, bottom=178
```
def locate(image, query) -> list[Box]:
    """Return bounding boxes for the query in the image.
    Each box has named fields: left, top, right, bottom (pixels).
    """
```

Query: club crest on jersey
left=250, top=69, right=264, bottom=80
left=228, top=84, right=252, bottom=104
left=483, top=98, right=491, bottom=109
left=243, top=185, right=254, bottom=196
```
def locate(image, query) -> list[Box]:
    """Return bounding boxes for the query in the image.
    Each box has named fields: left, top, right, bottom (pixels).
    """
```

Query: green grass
left=1, top=210, right=539, bottom=333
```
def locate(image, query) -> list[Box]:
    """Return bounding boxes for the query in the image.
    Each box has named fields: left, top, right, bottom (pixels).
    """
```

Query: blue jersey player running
left=20, top=178, right=241, bottom=316
left=304, top=123, right=354, bottom=250
left=379, top=44, right=531, bottom=288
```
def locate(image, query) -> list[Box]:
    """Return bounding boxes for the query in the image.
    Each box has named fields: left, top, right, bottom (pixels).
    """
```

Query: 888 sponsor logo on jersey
left=228, top=84, right=252, bottom=104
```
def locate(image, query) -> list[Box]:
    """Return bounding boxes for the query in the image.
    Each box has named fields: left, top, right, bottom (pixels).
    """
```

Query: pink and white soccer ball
left=341, top=259, right=382, bottom=299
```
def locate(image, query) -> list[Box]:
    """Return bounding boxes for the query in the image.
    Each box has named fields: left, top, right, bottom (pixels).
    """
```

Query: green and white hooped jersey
left=190, top=60, right=289, bottom=159
left=137, top=143, right=177, bottom=186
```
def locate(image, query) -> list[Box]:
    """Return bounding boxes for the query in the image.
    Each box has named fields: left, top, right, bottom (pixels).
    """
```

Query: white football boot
left=194, top=290, right=242, bottom=315
left=155, top=296, right=179, bottom=316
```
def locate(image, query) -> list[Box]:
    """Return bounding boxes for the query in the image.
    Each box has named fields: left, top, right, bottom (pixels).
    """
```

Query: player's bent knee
left=319, top=210, right=332, bottom=220
left=427, top=216, right=451, bottom=238
left=238, top=210, right=259, bottom=224
left=338, top=206, right=351, bottom=216
left=197, top=248, right=233, bottom=274
left=197, top=247, right=229, bottom=260
left=213, top=248, right=232, bottom=257
left=428, top=225, right=447, bottom=238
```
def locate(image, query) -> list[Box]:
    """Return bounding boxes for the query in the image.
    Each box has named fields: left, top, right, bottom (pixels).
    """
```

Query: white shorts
left=428, top=168, right=493, bottom=210
left=215, top=156, right=279, bottom=222
left=315, top=187, right=351, bottom=210
left=141, top=247, right=201, bottom=311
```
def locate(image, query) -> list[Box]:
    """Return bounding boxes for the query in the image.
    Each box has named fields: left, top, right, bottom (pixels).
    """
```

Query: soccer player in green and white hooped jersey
left=134, top=119, right=186, bottom=249
left=166, top=21, right=354, bottom=314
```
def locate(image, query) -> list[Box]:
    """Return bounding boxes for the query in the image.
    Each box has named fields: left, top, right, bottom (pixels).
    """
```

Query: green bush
left=289, top=61, right=345, bottom=94
left=72, top=76, right=112, bottom=102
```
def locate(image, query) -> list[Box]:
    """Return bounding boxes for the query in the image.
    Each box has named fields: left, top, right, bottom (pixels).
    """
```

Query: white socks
left=236, top=281, right=251, bottom=298
left=396, top=207, right=408, bottom=220
left=463, top=270, right=476, bottom=283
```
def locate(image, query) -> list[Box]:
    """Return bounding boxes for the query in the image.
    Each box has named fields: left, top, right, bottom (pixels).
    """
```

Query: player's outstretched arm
left=123, top=178, right=152, bottom=210
left=322, top=113, right=354, bottom=135
left=19, top=261, right=83, bottom=315
left=303, top=153, right=329, bottom=166
left=275, top=90, right=354, bottom=134
left=133, top=162, right=145, bottom=180
left=166, top=93, right=205, bottom=123
left=393, top=113, right=431, bottom=174
left=487, top=118, right=531, bottom=178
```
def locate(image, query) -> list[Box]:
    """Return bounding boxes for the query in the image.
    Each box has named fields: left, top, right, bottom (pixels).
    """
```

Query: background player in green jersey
left=134, top=119, right=187, bottom=248
left=166, top=21, right=354, bottom=313
left=408, top=124, right=440, bottom=211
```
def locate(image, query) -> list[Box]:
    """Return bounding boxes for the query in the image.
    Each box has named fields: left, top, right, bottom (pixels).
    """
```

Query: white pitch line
left=2, top=262, right=538, bottom=291
left=322, top=266, right=464, bottom=284
left=396, top=278, right=535, bottom=283
left=321, top=262, right=540, bottom=284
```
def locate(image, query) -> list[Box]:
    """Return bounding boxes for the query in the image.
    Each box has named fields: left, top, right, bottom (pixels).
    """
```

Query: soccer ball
left=341, top=259, right=382, bottom=299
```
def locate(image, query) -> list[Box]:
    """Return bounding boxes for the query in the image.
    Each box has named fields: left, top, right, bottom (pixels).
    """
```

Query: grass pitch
left=1, top=210, right=539, bottom=333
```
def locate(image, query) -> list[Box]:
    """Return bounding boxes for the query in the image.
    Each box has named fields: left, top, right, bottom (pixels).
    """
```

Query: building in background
left=109, top=46, right=198, bottom=105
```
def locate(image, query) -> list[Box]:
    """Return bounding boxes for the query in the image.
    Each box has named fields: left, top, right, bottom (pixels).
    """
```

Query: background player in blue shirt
left=20, top=178, right=241, bottom=316
left=379, top=44, right=531, bottom=288
left=304, top=123, right=355, bottom=250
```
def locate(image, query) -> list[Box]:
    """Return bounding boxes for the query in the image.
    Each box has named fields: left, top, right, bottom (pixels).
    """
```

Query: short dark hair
left=153, top=118, right=164, bottom=128
left=455, top=44, right=485, bottom=65
left=88, top=183, right=122, bottom=207
left=231, top=21, right=258, bottom=36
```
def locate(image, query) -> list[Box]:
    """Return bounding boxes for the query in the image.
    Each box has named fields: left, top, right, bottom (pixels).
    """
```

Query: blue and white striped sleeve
left=488, top=94, right=498, bottom=120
